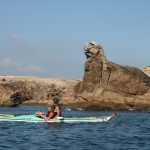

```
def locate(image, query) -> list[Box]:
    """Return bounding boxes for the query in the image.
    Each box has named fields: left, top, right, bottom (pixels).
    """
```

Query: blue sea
left=0, top=106, right=150, bottom=150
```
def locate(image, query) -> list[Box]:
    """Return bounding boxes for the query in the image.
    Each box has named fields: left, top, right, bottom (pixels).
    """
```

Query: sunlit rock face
left=143, top=66, right=150, bottom=77
left=1, top=42, right=150, bottom=111
left=0, top=76, right=79, bottom=107
left=74, top=42, right=150, bottom=110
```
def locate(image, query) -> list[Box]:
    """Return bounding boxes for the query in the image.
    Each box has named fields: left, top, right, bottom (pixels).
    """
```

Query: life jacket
left=52, top=104, right=61, bottom=117
left=46, top=111, right=54, bottom=119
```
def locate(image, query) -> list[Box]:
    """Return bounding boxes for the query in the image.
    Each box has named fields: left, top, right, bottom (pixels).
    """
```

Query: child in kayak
left=46, top=106, right=54, bottom=119
left=38, top=106, right=54, bottom=121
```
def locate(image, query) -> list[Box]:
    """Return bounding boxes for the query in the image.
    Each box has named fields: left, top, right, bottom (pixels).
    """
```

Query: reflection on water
left=0, top=106, right=150, bottom=149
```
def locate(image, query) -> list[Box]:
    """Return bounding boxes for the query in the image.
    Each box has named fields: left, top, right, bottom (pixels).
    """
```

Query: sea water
left=0, top=106, right=150, bottom=150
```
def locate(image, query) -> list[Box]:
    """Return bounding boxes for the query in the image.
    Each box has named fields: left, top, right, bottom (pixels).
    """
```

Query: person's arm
left=40, top=113, right=50, bottom=122
left=54, top=106, right=60, bottom=118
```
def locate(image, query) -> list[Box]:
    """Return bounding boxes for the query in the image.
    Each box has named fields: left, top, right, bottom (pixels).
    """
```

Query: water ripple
left=0, top=106, right=150, bottom=149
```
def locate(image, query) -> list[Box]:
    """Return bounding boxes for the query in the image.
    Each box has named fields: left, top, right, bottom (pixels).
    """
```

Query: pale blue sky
left=0, top=0, right=150, bottom=78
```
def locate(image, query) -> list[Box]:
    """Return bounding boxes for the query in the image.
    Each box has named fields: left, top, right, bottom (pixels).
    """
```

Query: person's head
left=53, top=98, right=59, bottom=105
left=47, top=106, right=52, bottom=112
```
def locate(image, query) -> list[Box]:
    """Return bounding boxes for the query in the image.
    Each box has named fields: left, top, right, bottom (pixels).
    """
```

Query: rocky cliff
left=74, top=42, right=150, bottom=110
left=0, top=76, right=80, bottom=107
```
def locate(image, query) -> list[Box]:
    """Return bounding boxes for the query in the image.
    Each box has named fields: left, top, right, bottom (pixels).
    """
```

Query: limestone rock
left=143, top=66, right=150, bottom=77
left=0, top=76, right=80, bottom=107
left=74, top=42, right=150, bottom=110
left=1, top=42, right=150, bottom=111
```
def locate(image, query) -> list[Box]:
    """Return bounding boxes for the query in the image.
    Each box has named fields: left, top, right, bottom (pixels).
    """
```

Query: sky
left=0, top=0, right=150, bottom=79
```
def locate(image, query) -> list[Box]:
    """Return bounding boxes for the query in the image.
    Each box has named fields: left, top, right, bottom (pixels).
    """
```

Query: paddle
left=0, top=114, right=14, bottom=117
left=0, top=114, right=32, bottom=117
left=0, top=112, right=46, bottom=117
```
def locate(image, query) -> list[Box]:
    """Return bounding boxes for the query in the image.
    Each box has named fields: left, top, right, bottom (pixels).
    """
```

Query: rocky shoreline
left=0, top=76, right=80, bottom=107
left=1, top=42, right=150, bottom=111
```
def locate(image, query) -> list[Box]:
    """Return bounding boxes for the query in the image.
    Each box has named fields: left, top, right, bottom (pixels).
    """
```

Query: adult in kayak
left=52, top=98, right=61, bottom=118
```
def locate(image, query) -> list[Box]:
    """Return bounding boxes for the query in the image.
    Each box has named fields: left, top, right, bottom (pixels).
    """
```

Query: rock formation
left=74, top=42, right=150, bottom=110
left=0, top=76, right=79, bottom=107
left=143, top=66, right=150, bottom=77
left=1, top=42, right=150, bottom=111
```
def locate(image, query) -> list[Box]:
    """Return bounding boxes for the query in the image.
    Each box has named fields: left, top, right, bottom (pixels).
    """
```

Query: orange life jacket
left=46, top=111, right=54, bottom=119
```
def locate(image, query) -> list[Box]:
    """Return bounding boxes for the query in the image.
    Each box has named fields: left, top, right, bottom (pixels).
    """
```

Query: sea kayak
left=0, top=113, right=116, bottom=123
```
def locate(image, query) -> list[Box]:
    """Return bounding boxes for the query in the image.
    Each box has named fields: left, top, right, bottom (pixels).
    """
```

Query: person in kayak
left=46, top=106, right=54, bottom=119
left=52, top=98, right=61, bottom=118
left=39, top=106, right=54, bottom=120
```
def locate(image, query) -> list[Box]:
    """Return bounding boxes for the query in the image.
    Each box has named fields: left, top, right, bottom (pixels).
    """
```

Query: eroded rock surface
left=74, top=42, right=150, bottom=110
left=143, top=66, right=150, bottom=77
left=0, top=76, right=80, bottom=107
left=1, top=42, right=150, bottom=110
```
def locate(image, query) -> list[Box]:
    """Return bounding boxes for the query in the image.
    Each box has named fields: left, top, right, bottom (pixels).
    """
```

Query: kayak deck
left=0, top=113, right=116, bottom=123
